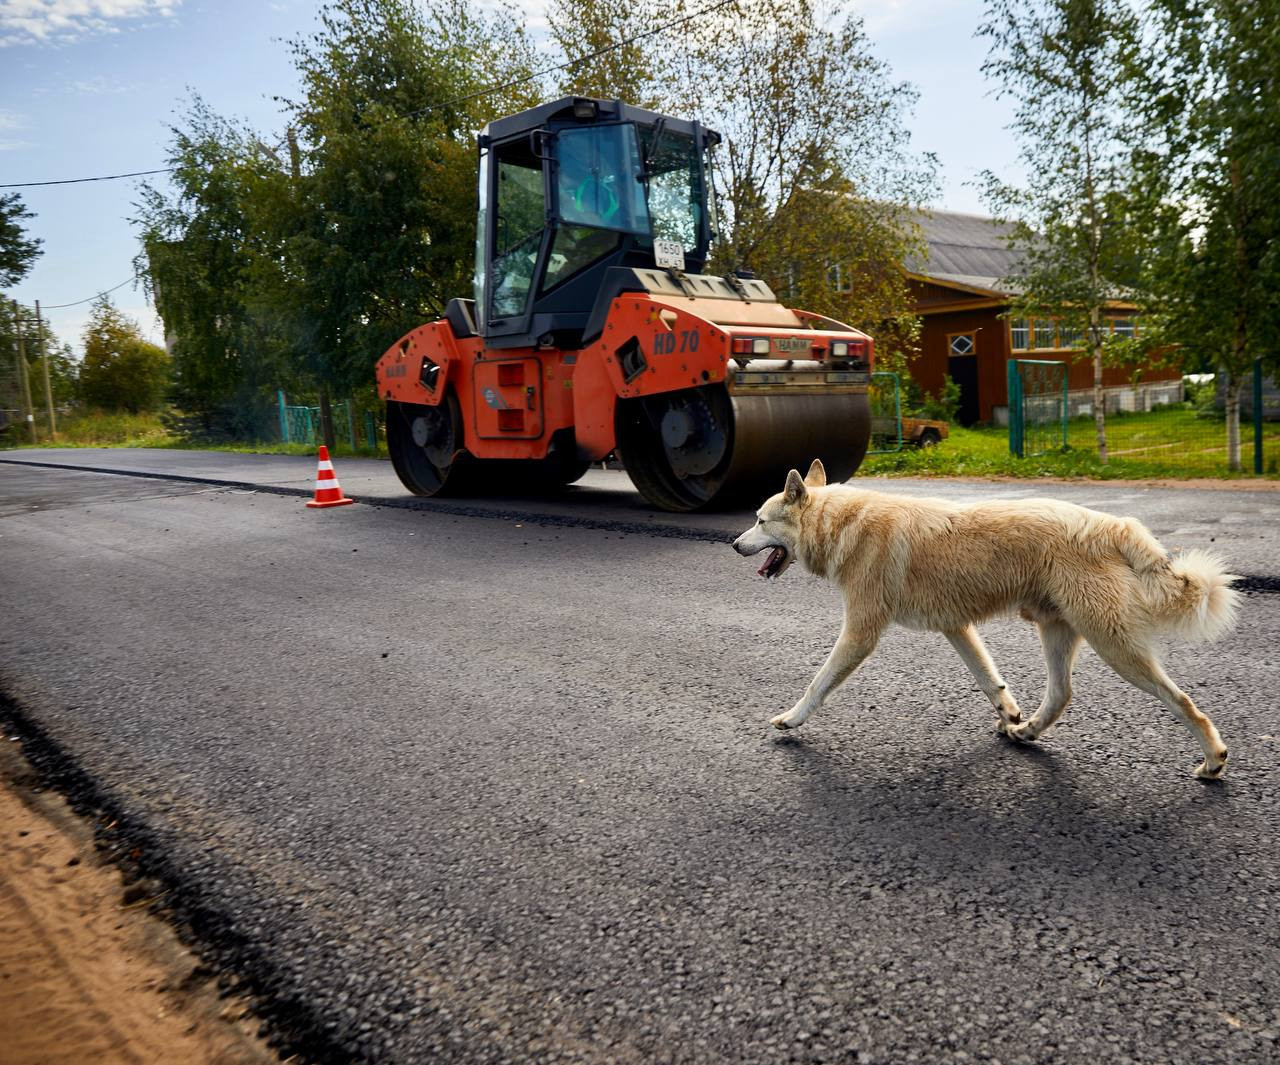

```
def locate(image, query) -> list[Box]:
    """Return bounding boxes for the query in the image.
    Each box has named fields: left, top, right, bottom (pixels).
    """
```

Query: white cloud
left=0, top=108, right=26, bottom=149
left=66, top=74, right=138, bottom=93
left=0, top=0, right=181, bottom=48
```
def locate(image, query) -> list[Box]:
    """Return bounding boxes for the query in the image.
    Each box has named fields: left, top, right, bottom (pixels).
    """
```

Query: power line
left=0, top=168, right=175, bottom=189
left=0, top=0, right=736, bottom=189
left=39, top=274, right=141, bottom=310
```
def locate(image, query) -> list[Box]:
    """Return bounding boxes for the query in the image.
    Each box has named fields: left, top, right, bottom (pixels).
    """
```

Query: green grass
left=2, top=409, right=384, bottom=458
left=3, top=410, right=174, bottom=449
left=865, top=406, right=1280, bottom=480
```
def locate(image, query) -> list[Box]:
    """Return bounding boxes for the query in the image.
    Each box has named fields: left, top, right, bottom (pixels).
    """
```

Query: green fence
left=1008, top=361, right=1278, bottom=473
left=868, top=371, right=904, bottom=453
left=1008, top=359, right=1068, bottom=457
left=276, top=390, right=381, bottom=450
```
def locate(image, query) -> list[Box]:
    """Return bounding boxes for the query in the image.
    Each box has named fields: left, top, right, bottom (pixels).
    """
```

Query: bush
left=901, top=372, right=960, bottom=422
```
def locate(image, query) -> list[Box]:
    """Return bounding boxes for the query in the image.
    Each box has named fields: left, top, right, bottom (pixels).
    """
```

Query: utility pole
left=286, top=126, right=336, bottom=451
left=35, top=300, right=56, bottom=441
left=11, top=300, right=37, bottom=444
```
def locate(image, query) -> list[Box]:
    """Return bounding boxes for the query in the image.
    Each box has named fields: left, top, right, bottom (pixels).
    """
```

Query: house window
left=1034, top=319, right=1056, bottom=348
left=949, top=333, right=974, bottom=356
left=1112, top=318, right=1135, bottom=339
left=828, top=263, right=853, bottom=294
left=1010, top=318, right=1029, bottom=350
left=1058, top=321, right=1083, bottom=347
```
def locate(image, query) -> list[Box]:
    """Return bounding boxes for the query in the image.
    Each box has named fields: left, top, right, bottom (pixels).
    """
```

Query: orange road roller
left=376, top=96, right=873, bottom=512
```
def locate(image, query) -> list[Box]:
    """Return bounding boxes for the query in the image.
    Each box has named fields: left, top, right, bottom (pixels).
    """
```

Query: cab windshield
left=638, top=127, right=706, bottom=253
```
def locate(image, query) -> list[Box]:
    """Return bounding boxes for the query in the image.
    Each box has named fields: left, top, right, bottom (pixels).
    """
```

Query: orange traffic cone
left=306, top=446, right=355, bottom=508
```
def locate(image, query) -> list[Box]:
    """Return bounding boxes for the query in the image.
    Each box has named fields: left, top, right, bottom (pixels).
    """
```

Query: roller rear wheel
left=388, top=398, right=590, bottom=498
left=387, top=396, right=474, bottom=497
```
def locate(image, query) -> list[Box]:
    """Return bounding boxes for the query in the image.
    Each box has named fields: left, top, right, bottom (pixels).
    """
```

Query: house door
left=947, top=333, right=980, bottom=426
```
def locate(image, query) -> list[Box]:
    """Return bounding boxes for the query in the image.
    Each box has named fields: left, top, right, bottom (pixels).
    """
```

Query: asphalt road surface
left=1, top=449, right=1278, bottom=1064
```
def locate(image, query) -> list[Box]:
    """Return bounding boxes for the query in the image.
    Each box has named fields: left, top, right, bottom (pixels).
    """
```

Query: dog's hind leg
left=1088, top=639, right=1229, bottom=780
left=1008, top=619, right=1083, bottom=743
left=944, top=625, right=1022, bottom=734
left=771, top=625, right=879, bottom=731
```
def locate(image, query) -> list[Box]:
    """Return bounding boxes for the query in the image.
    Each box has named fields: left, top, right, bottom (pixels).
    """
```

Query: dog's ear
left=784, top=468, right=807, bottom=505
left=804, top=458, right=827, bottom=487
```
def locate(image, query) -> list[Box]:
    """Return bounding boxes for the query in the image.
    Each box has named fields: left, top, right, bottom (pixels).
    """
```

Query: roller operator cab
left=376, top=96, right=874, bottom=512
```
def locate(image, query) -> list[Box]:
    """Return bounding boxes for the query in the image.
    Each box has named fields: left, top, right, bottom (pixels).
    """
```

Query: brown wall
left=915, top=307, right=1010, bottom=424
left=907, top=281, right=1181, bottom=423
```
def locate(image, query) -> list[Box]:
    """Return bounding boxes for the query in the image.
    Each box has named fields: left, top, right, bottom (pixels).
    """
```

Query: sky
left=0, top=0, right=1021, bottom=357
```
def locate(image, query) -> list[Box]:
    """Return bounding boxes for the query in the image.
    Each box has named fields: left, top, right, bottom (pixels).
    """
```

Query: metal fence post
left=1255, top=358, right=1264, bottom=475
left=1061, top=363, right=1069, bottom=449
left=346, top=399, right=357, bottom=450
left=277, top=389, right=290, bottom=444
left=1007, top=359, right=1022, bottom=457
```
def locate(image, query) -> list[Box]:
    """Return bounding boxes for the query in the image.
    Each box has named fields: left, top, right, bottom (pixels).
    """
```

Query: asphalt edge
left=0, top=456, right=737, bottom=543
left=0, top=686, right=360, bottom=1065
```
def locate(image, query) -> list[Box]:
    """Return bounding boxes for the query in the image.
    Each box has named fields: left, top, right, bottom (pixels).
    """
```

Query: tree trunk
left=318, top=382, right=337, bottom=452
left=1090, top=307, right=1107, bottom=463
left=1225, top=370, right=1242, bottom=473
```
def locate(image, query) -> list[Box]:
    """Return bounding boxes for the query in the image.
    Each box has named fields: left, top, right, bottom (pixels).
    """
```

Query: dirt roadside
left=0, top=740, right=279, bottom=1065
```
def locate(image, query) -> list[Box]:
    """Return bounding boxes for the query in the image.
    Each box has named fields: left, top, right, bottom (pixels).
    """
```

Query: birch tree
left=1132, top=0, right=1280, bottom=470
left=978, top=0, right=1144, bottom=462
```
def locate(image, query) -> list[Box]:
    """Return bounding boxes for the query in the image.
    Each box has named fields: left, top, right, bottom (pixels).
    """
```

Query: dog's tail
left=1159, top=549, right=1240, bottom=643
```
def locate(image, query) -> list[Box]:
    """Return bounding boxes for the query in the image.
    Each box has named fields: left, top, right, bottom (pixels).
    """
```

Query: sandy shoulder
left=0, top=741, right=276, bottom=1065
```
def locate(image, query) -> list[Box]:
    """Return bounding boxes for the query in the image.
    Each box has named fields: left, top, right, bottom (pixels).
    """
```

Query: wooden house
left=903, top=210, right=1179, bottom=425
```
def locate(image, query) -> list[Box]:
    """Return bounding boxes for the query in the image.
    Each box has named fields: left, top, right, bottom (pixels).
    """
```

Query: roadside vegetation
left=865, top=416, right=1280, bottom=481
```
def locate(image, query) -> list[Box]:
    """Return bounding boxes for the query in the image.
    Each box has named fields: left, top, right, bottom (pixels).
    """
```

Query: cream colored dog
left=733, top=460, right=1239, bottom=779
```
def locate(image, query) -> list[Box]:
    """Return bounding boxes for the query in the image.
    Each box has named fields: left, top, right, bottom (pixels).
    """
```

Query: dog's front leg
left=944, top=625, right=1023, bottom=733
left=771, top=626, right=879, bottom=731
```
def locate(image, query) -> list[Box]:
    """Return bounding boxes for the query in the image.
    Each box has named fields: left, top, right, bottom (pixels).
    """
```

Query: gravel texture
left=0, top=455, right=1278, bottom=1064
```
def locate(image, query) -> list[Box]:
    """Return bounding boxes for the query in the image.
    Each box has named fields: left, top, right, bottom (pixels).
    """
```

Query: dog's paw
left=994, top=714, right=1021, bottom=736
left=1007, top=721, right=1039, bottom=744
left=1193, top=754, right=1227, bottom=781
left=769, top=713, right=792, bottom=730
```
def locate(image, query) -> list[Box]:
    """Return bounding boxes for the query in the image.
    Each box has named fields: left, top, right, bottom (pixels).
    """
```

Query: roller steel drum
left=617, top=365, right=871, bottom=512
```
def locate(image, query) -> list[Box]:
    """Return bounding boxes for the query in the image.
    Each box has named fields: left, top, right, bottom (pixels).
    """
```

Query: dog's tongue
left=758, top=547, right=785, bottom=577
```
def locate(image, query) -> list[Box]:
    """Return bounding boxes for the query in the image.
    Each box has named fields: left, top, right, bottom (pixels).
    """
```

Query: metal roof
left=905, top=209, right=1028, bottom=295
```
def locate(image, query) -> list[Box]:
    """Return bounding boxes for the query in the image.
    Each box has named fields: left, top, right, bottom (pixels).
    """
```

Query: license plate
left=653, top=239, right=686, bottom=271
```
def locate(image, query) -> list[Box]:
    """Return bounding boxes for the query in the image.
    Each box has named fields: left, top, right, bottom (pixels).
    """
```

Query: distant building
left=903, top=210, right=1180, bottom=425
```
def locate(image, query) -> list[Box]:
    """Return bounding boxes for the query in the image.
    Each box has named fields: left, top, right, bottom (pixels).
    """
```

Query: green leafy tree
left=0, top=193, right=42, bottom=288
left=549, top=0, right=664, bottom=109
left=135, top=96, right=295, bottom=437
left=278, top=0, right=541, bottom=444
left=44, top=340, right=79, bottom=407
left=80, top=296, right=170, bottom=414
left=1130, top=0, right=1280, bottom=471
left=979, top=0, right=1145, bottom=462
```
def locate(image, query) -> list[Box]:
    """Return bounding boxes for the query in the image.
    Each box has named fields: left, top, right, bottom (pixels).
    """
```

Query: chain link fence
left=1008, top=359, right=1068, bottom=457
left=868, top=372, right=904, bottom=453
left=275, top=391, right=381, bottom=452
left=1010, top=360, right=1278, bottom=473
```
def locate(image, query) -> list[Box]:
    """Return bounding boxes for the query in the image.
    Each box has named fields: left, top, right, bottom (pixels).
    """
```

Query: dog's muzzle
left=733, top=531, right=789, bottom=578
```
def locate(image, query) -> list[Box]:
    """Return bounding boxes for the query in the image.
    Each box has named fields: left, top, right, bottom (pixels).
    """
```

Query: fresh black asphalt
left=1, top=452, right=1278, bottom=1063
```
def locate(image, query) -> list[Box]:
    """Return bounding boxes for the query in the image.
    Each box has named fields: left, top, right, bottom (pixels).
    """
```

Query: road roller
left=375, top=96, right=873, bottom=511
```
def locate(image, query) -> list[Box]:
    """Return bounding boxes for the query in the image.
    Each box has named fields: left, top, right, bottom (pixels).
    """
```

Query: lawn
left=865, top=405, right=1280, bottom=480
